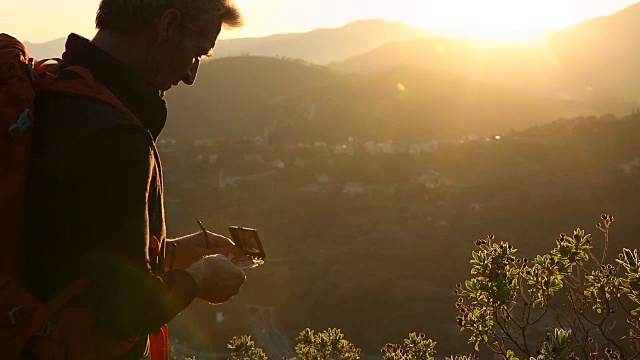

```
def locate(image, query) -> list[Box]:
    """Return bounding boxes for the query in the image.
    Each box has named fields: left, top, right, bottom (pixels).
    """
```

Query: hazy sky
left=4, top=0, right=640, bottom=43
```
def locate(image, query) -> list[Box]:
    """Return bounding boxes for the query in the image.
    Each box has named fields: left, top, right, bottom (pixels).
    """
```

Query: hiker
left=18, top=0, right=246, bottom=358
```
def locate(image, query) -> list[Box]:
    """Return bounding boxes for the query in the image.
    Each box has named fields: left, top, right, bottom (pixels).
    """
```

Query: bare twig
left=601, top=227, right=610, bottom=265
left=495, top=312, right=529, bottom=356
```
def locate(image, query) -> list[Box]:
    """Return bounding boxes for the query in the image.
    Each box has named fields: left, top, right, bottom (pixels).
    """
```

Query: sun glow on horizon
left=4, top=0, right=638, bottom=44
left=404, top=0, right=578, bottom=43
left=434, top=28, right=549, bottom=46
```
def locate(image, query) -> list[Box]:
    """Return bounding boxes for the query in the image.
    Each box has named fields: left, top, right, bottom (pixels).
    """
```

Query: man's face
left=148, top=12, right=221, bottom=92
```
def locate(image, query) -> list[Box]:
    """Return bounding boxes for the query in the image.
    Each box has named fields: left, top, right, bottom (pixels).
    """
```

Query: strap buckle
left=35, top=321, right=53, bottom=337
left=8, top=306, right=53, bottom=337
left=9, top=109, right=32, bottom=139
left=8, top=306, right=23, bottom=325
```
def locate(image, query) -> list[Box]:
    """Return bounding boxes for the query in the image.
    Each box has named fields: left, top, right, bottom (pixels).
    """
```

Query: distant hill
left=161, top=56, right=595, bottom=142
left=261, top=65, right=592, bottom=143
left=162, top=56, right=341, bottom=140
left=23, top=7, right=640, bottom=107
left=329, top=3, right=640, bottom=105
left=544, top=2, right=640, bottom=102
left=22, top=19, right=429, bottom=64
left=329, top=37, right=561, bottom=96
left=23, top=38, right=66, bottom=60
left=213, top=19, right=429, bottom=64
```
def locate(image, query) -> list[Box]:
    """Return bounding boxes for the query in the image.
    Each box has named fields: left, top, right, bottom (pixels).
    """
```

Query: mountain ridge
left=329, top=3, right=640, bottom=103
left=21, top=18, right=429, bottom=64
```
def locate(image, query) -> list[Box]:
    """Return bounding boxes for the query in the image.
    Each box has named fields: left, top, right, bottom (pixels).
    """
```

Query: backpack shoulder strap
left=39, top=65, right=144, bottom=127
left=23, top=277, right=89, bottom=339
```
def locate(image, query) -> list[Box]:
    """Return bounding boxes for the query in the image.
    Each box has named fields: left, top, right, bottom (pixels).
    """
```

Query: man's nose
left=182, top=59, right=200, bottom=85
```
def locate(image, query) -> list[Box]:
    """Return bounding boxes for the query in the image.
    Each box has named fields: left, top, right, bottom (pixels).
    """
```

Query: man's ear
left=156, top=9, right=183, bottom=43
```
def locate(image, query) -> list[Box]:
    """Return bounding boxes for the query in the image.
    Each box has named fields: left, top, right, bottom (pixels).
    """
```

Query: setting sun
left=405, top=0, right=578, bottom=40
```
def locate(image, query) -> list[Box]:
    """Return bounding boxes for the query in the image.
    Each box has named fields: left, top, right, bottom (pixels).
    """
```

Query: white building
left=343, top=182, right=364, bottom=194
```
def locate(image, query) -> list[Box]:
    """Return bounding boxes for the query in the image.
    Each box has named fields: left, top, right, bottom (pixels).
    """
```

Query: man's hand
left=168, top=231, right=246, bottom=270
left=185, top=254, right=246, bottom=304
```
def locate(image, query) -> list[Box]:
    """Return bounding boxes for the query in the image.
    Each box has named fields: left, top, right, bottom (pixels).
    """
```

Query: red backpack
left=0, top=33, right=168, bottom=360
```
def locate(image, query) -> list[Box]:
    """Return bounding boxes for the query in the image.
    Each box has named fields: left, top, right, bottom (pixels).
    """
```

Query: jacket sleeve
left=64, top=124, right=197, bottom=340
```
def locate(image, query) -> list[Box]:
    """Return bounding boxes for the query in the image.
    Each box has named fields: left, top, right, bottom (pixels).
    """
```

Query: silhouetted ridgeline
left=210, top=19, right=430, bottom=64
left=159, top=1, right=640, bottom=143
left=331, top=2, right=640, bottom=104
left=24, top=5, right=640, bottom=114
left=23, top=19, right=429, bottom=64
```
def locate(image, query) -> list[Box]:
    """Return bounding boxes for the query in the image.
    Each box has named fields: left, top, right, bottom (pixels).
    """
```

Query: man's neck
left=91, top=30, right=150, bottom=81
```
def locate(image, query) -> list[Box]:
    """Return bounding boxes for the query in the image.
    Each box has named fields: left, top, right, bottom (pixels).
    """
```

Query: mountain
left=22, top=19, right=429, bottom=64
left=329, top=3, right=640, bottom=105
left=24, top=6, right=640, bottom=107
left=162, top=56, right=341, bottom=140
left=23, top=38, right=66, bottom=60
left=212, top=19, right=429, bottom=64
left=543, top=2, right=640, bottom=101
left=260, top=65, right=591, bottom=143
left=329, top=37, right=561, bottom=96
left=161, top=56, right=594, bottom=142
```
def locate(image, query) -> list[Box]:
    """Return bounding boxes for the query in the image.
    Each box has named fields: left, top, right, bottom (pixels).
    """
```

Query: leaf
left=624, top=248, right=635, bottom=266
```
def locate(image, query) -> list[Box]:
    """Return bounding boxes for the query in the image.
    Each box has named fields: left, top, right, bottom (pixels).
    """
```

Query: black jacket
left=24, top=34, right=197, bottom=358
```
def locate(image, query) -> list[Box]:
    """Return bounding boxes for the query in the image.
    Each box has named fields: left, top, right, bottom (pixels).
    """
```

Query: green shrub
left=454, top=215, right=640, bottom=358
left=295, top=328, right=360, bottom=360
left=228, top=335, right=269, bottom=360
left=381, top=332, right=438, bottom=360
left=226, top=215, right=639, bottom=359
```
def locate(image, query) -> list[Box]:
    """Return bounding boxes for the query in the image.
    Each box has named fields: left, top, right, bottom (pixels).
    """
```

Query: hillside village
left=158, top=112, right=626, bottom=205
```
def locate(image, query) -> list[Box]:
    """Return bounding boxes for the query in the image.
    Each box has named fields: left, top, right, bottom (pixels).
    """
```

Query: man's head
left=94, top=0, right=242, bottom=92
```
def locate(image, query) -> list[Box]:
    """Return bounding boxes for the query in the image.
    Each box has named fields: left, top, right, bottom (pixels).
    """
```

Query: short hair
left=96, top=0, right=242, bottom=34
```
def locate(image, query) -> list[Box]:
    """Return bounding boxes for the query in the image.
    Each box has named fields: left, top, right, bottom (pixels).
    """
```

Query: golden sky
left=3, top=0, right=640, bottom=43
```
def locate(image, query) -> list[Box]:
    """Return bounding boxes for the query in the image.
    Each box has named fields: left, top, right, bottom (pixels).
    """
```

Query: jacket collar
left=60, top=33, right=167, bottom=139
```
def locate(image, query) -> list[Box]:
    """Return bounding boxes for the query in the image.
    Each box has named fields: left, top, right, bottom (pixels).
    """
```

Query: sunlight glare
left=409, top=0, right=577, bottom=42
